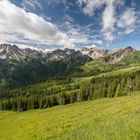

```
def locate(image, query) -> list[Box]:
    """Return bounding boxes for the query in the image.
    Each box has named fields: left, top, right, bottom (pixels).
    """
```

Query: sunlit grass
left=0, top=91, right=140, bottom=140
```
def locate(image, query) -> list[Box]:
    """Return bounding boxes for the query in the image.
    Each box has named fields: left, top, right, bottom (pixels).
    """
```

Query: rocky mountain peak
left=81, top=47, right=109, bottom=59
left=123, top=46, right=134, bottom=52
left=104, top=46, right=134, bottom=63
left=23, top=48, right=42, bottom=58
left=0, top=44, right=26, bottom=61
left=0, top=44, right=19, bottom=52
left=44, top=48, right=84, bottom=62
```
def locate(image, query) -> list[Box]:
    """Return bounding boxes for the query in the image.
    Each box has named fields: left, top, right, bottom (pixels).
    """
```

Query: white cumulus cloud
left=102, top=3, right=116, bottom=40
left=0, top=0, right=75, bottom=49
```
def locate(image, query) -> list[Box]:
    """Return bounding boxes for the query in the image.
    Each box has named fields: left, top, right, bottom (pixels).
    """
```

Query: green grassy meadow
left=0, top=91, right=140, bottom=140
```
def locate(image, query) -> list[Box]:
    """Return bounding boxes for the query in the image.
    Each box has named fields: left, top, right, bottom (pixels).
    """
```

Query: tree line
left=0, top=70, right=140, bottom=111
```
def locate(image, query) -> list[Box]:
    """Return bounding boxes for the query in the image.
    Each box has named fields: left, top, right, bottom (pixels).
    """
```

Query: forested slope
left=1, top=66, right=140, bottom=111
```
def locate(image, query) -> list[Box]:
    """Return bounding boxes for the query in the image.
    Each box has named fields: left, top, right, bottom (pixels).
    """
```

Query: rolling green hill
left=0, top=91, right=140, bottom=140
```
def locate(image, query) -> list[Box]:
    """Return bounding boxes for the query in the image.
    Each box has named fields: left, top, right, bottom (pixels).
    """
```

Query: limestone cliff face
left=104, top=47, right=134, bottom=63
left=81, top=47, right=109, bottom=59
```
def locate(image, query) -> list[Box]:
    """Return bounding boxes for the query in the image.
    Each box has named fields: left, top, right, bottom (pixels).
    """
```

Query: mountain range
left=0, top=44, right=139, bottom=88
left=0, top=44, right=135, bottom=63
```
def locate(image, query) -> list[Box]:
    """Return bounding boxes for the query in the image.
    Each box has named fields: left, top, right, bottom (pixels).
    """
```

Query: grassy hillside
left=0, top=91, right=140, bottom=140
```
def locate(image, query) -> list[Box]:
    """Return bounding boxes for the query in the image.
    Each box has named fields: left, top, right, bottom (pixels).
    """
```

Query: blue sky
left=0, top=0, right=140, bottom=51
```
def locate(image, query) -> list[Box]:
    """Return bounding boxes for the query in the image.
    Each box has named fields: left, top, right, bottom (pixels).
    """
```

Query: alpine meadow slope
left=0, top=91, right=140, bottom=140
